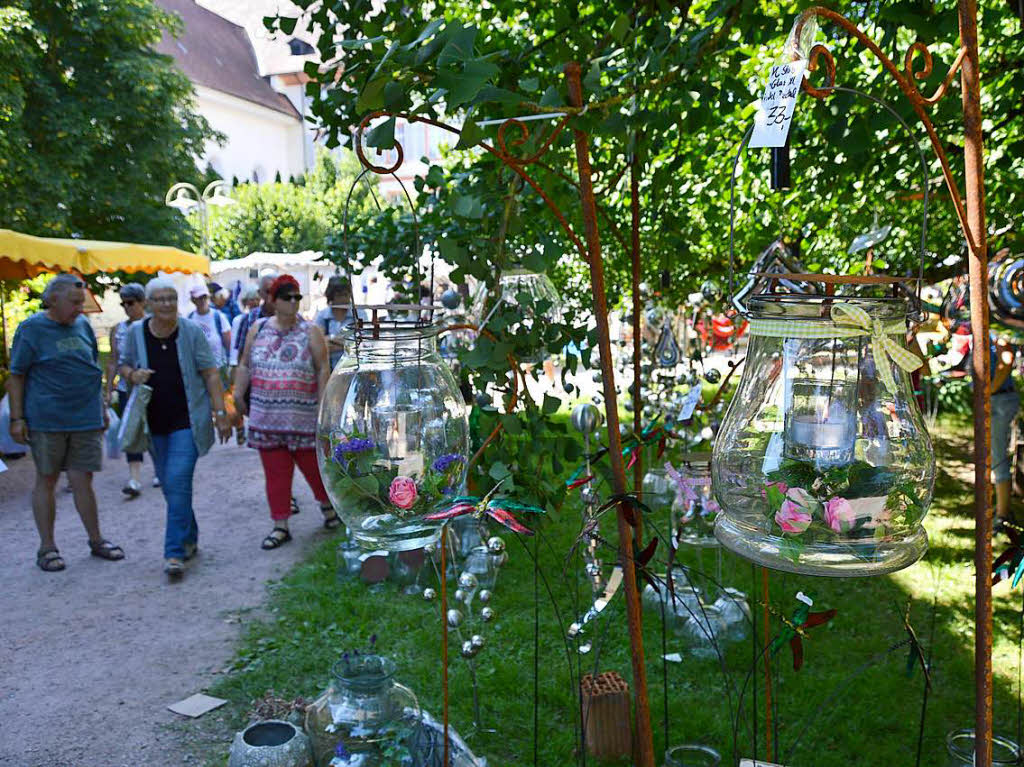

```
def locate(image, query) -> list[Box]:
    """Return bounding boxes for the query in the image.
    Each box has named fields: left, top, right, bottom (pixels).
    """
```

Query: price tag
left=678, top=384, right=703, bottom=421
left=749, top=59, right=807, bottom=148
left=740, top=761, right=788, bottom=767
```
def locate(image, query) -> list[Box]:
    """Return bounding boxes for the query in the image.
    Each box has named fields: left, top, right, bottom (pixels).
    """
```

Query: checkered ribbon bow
left=748, top=302, right=922, bottom=393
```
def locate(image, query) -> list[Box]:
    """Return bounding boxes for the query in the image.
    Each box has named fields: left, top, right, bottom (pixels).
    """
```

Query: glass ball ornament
left=470, top=634, right=485, bottom=650
left=705, top=368, right=722, bottom=384
left=712, top=295, right=935, bottom=576
left=478, top=589, right=492, bottom=604
left=317, top=318, right=470, bottom=551
left=461, top=640, right=476, bottom=659
left=458, top=571, right=479, bottom=591
left=481, top=606, right=495, bottom=622
left=454, top=589, right=467, bottom=603
left=497, top=267, right=563, bottom=365
left=446, top=609, right=464, bottom=628
left=423, top=587, right=437, bottom=601
left=571, top=403, right=604, bottom=435
left=441, top=289, right=461, bottom=310
left=487, top=536, right=506, bottom=555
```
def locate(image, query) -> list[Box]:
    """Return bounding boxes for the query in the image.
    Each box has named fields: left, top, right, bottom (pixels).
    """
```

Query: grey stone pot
left=228, top=720, right=313, bottom=767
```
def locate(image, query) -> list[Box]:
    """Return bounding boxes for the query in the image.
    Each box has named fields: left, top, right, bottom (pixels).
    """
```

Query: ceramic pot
left=229, top=720, right=313, bottom=767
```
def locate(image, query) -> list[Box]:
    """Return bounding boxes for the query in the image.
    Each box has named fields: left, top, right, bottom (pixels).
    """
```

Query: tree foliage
left=0, top=0, right=216, bottom=246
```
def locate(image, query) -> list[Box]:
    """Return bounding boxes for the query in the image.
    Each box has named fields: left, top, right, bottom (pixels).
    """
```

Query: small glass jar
left=711, top=587, right=751, bottom=642
left=642, top=467, right=676, bottom=510
left=712, top=295, right=935, bottom=576
left=335, top=539, right=363, bottom=583
left=317, top=321, right=469, bottom=552
left=306, top=655, right=420, bottom=767
left=463, top=545, right=498, bottom=591
left=945, top=729, right=1022, bottom=766
left=496, top=267, right=563, bottom=365
left=676, top=605, right=724, bottom=659
left=664, top=744, right=721, bottom=767
left=670, top=455, right=720, bottom=548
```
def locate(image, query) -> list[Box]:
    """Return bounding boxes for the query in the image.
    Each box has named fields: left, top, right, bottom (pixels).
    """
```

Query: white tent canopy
left=210, top=251, right=337, bottom=316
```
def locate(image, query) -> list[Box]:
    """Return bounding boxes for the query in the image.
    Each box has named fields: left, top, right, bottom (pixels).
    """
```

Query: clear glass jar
left=711, top=587, right=751, bottom=642
left=463, top=545, right=498, bottom=591
left=642, top=467, right=676, bottom=510
left=945, top=729, right=1022, bottom=766
left=664, top=744, right=721, bottom=767
left=676, top=604, right=724, bottom=659
left=670, top=456, right=720, bottom=548
left=496, top=267, right=563, bottom=365
left=306, top=655, right=420, bottom=767
left=317, top=323, right=469, bottom=551
left=712, top=296, right=935, bottom=576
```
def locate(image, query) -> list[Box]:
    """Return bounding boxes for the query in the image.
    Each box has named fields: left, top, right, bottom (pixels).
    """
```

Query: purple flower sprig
left=333, top=438, right=375, bottom=467
left=432, top=453, right=466, bottom=473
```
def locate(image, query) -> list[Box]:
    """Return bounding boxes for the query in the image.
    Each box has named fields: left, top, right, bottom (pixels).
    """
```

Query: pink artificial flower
left=389, top=476, right=418, bottom=510
left=774, top=487, right=820, bottom=534
left=762, top=480, right=789, bottom=499
left=823, top=497, right=857, bottom=533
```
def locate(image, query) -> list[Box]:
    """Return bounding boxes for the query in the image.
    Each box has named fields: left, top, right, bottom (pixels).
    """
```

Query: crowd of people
left=7, top=271, right=356, bottom=579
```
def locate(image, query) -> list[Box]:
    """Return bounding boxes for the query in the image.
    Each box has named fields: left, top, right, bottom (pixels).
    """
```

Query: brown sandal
left=89, top=539, right=125, bottom=561
left=37, top=547, right=66, bottom=572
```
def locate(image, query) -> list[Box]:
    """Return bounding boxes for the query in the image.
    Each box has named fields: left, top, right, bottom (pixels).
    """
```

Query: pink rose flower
left=776, top=502, right=812, bottom=534
left=774, top=487, right=820, bottom=534
left=823, top=497, right=857, bottom=533
left=762, top=480, right=789, bottom=500
left=389, top=476, right=418, bottom=510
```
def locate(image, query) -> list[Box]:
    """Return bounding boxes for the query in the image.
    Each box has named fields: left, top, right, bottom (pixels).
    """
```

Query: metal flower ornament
left=767, top=591, right=837, bottom=671
left=422, top=479, right=546, bottom=536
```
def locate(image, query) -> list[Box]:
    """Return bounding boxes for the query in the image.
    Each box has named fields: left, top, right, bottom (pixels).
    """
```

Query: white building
left=154, top=0, right=308, bottom=183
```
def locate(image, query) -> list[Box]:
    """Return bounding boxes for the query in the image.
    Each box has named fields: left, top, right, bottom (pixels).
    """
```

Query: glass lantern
left=317, top=318, right=470, bottom=552
left=712, top=295, right=935, bottom=576
left=306, top=655, right=420, bottom=767
left=669, top=456, right=720, bottom=548
left=642, top=466, right=676, bottom=510
left=496, top=266, right=563, bottom=365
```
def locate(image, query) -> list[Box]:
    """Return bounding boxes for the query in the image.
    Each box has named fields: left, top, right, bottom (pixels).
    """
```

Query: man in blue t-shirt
left=7, top=274, right=125, bottom=572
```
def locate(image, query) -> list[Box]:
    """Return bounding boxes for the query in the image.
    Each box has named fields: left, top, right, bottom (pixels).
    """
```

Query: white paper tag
left=740, top=760, right=788, bottom=767
left=678, top=384, right=703, bottom=421
left=749, top=60, right=807, bottom=148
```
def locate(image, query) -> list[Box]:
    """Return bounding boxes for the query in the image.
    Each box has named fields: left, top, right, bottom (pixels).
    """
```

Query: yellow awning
left=0, top=228, right=209, bottom=280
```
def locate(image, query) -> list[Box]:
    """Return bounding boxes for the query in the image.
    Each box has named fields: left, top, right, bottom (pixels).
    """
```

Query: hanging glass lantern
left=712, top=293, right=934, bottom=576
left=497, top=266, right=563, bottom=364
left=668, top=456, right=720, bottom=548
left=317, top=313, right=470, bottom=552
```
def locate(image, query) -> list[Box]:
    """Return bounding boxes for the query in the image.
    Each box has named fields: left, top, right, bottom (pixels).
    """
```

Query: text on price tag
left=749, top=60, right=807, bottom=148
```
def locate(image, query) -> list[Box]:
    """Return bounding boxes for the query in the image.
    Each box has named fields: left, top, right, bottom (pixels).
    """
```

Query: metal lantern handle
left=726, top=85, right=930, bottom=313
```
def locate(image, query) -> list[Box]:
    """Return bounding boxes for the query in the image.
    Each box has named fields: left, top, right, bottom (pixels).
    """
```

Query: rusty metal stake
left=959, top=0, right=992, bottom=762
left=566, top=61, right=656, bottom=767
left=631, top=140, right=644, bottom=503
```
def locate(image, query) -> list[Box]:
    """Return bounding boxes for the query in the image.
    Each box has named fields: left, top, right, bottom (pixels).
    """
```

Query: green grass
left=203, top=416, right=1024, bottom=766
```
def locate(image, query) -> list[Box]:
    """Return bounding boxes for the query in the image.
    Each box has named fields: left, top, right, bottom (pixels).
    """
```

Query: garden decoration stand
left=749, top=4, right=991, bottom=760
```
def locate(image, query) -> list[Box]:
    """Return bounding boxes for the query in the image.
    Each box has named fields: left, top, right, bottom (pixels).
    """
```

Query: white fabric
left=190, top=309, right=228, bottom=367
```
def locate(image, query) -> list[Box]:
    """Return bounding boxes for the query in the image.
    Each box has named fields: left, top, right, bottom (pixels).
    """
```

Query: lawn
left=202, top=415, right=1024, bottom=766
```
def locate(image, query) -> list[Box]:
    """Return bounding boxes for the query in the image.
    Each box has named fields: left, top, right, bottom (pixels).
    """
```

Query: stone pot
left=228, top=720, right=313, bottom=767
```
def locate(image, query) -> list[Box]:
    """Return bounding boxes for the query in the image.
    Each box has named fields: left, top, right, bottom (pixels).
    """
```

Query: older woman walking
left=235, top=274, right=338, bottom=549
left=119, top=277, right=232, bottom=578
left=104, top=282, right=148, bottom=498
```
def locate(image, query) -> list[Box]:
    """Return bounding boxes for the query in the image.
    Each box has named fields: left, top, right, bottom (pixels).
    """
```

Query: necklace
left=150, top=320, right=177, bottom=351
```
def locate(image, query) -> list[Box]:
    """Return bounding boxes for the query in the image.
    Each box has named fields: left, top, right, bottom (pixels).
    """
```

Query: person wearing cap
left=314, top=275, right=363, bottom=370
left=104, top=282, right=149, bottom=497
left=209, top=281, right=240, bottom=324
left=187, top=283, right=231, bottom=372
left=8, top=274, right=125, bottom=572
left=234, top=274, right=337, bottom=549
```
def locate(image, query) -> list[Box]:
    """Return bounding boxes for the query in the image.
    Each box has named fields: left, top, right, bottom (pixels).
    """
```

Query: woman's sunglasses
left=121, top=300, right=137, bottom=308
left=277, top=293, right=303, bottom=302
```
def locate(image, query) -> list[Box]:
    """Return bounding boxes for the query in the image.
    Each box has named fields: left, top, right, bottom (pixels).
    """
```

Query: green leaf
left=383, top=81, right=411, bottom=111
left=262, top=15, right=276, bottom=31
left=278, top=16, right=297, bottom=35
left=437, top=236, right=465, bottom=262
left=520, top=77, right=539, bottom=92
left=453, top=194, right=484, bottom=219
left=583, top=61, right=602, bottom=92
left=438, top=23, right=478, bottom=67
left=436, top=58, right=499, bottom=107
left=610, top=12, right=631, bottom=43
left=456, top=118, right=486, bottom=149
left=489, top=461, right=512, bottom=482
left=424, top=165, right=445, bottom=187
left=542, top=394, right=561, bottom=416
left=356, top=78, right=388, bottom=112
left=364, top=116, right=396, bottom=149
left=539, top=86, right=562, bottom=107
left=339, top=36, right=386, bottom=49
left=500, top=414, right=523, bottom=435
left=477, top=86, right=522, bottom=105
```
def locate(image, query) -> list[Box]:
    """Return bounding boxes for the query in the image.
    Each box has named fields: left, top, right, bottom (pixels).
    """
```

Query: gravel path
left=0, top=441, right=333, bottom=766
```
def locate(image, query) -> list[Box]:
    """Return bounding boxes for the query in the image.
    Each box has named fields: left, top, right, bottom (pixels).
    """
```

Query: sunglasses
left=277, top=293, right=303, bottom=302
left=121, top=300, right=137, bottom=307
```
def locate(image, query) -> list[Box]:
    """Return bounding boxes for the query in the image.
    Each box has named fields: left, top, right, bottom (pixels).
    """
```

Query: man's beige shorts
left=29, top=430, right=103, bottom=475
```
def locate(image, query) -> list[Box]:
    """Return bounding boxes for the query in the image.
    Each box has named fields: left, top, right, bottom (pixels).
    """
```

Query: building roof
left=154, top=0, right=300, bottom=119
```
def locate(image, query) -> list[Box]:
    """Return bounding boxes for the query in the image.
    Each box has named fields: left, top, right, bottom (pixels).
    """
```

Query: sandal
left=290, top=496, right=301, bottom=515
left=321, top=503, right=342, bottom=530
left=261, top=527, right=292, bottom=550
left=89, top=539, right=125, bottom=561
left=36, top=546, right=66, bottom=572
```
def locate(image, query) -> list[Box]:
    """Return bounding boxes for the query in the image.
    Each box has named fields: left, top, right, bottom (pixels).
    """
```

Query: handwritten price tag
left=678, top=383, right=703, bottom=421
left=749, top=59, right=807, bottom=148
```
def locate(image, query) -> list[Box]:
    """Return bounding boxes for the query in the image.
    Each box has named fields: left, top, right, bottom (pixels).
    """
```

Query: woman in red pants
left=235, top=274, right=340, bottom=548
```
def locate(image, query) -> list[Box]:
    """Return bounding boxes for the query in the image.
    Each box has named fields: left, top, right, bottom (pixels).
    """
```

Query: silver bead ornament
left=454, top=589, right=467, bottom=603
left=458, top=572, right=478, bottom=591
left=570, top=403, right=603, bottom=435
left=580, top=487, right=600, bottom=506
left=700, top=426, right=714, bottom=441
left=478, top=589, right=492, bottom=604
left=423, top=587, right=437, bottom=601
left=487, top=536, right=506, bottom=554
left=481, top=606, right=495, bottom=622
left=447, top=609, right=464, bottom=628
left=470, top=634, right=485, bottom=649
left=585, top=562, right=602, bottom=577
left=441, top=289, right=461, bottom=310
left=461, top=640, right=476, bottom=659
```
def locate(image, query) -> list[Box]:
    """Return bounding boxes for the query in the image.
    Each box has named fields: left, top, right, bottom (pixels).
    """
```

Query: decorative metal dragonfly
left=767, top=592, right=837, bottom=671
left=422, top=480, right=546, bottom=535
left=993, top=521, right=1024, bottom=588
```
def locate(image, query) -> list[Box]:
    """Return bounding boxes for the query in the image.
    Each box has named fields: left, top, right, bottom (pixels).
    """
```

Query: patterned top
left=247, top=318, right=319, bottom=450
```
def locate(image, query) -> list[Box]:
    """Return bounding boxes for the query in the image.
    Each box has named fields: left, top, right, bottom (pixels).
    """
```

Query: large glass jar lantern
left=712, top=294, right=935, bottom=576
left=317, top=317, right=470, bottom=551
